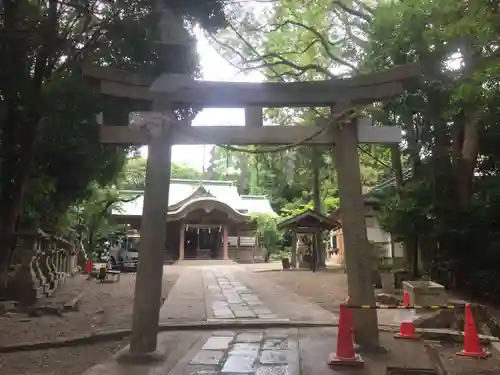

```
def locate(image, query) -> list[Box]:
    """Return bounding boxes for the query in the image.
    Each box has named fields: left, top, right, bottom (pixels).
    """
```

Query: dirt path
left=0, top=266, right=181, bottom=375
left=252, top=266, right=349, bottom=316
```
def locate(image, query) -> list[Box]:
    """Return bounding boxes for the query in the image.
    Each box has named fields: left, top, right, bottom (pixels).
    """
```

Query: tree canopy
left=206, top=0, right=500, bottom=302
left=0, top=0, right=229, bottom=273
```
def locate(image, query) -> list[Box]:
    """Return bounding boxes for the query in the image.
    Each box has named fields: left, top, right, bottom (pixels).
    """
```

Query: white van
left=108, top=232, right=140, bottom=270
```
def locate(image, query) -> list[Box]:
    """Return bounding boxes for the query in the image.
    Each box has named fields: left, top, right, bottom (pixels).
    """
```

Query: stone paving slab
left=167, top=328, right=300, bottom=375
left=203, top=268, right=286, bottom=322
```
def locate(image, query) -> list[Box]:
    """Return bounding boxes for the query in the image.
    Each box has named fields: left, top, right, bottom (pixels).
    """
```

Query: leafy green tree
left=0, top=0, right=229, bottom=275
left=251, top=213, right=282, bottom=251
left=364, top=0, right=500, bottom=294
left=118, top=156, right=203, bottom=190
left=60, top=183, right=137, bottom=256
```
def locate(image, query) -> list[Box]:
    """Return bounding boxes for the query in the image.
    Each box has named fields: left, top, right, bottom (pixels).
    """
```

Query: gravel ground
left=0, top=266, right=181, bottom=375
left=253, top=265, right=349, bottom=316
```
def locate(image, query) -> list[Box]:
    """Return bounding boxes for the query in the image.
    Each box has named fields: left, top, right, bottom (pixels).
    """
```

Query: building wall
left=227, top=223, right=259, bottom=263
left=329, top=208, right=403, bottom=266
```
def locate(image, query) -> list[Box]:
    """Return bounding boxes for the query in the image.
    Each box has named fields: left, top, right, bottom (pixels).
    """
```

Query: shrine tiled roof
left=112, top=179, right=276, bottom=217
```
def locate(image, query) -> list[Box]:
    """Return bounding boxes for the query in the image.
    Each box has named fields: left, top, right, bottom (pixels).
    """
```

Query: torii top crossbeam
left=83, top=63, right=420, bottom=108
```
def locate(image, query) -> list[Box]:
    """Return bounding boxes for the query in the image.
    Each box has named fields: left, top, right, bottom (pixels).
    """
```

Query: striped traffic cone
left=328, top=304, right=364, bottom=367
left=395, top=291, right=418, bottom=339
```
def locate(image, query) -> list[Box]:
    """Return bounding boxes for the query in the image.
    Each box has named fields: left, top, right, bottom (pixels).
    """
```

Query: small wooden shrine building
left=277, top=210, right=340, bottom=269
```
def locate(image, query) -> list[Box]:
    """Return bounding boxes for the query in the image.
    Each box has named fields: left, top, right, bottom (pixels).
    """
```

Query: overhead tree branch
left=266, top=20, right=359, bottom=72
left=353, top=0, right=375, bottom=17
left=225, top=22, right=335, bottom=79
left=243, top=52, right=335, bottom=78
left=332, top=0, right=372, bottom=23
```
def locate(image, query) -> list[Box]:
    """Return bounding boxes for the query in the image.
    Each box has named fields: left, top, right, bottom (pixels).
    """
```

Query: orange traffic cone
left=328, top=304, right=364, bottom=367
left=395, top=291, right=418, bottom=339
left=457, top=303, right=490, bottom=359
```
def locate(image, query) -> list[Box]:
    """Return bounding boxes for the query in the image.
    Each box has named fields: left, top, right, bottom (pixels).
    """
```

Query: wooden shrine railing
left=1, top=229, right=81, bottom=305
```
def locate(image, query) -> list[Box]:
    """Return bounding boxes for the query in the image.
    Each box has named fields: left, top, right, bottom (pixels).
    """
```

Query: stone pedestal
left=33, top=249, right=49, bottom=294
left=403, top=280, right=447, bottom=307
left=38, top=240, right=52, bottom=295
left=380, top=272, right=396, bottom=293
left=46, top=246, right=58, bottom=291
left=58, top=249, right=68, bottom=282
left=67, top=253, right=78, bottom=275
left=8, top=232, right=45, bottom=305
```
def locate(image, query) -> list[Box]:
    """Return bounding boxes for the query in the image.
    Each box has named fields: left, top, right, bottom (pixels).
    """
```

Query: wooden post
left=179, top=223, right=185, bottom=260
left=333, top=120, right=380, bottom=349
left=223, top=226, right=229, bottom=260
left=129, top=116, right=172, bottom=356
left=291, top=231, right=297, bottom=268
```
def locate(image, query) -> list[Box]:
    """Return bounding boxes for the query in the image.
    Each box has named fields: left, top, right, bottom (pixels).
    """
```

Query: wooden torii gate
left=82, top=4, right=420, bottom=357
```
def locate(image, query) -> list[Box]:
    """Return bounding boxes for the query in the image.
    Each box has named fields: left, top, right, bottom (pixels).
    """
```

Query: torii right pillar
left=333, top=119, right=380, bottom=349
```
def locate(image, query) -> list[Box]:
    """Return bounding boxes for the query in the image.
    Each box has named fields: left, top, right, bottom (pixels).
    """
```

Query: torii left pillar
left=128, top=113, right=172, bottom=358
left=125, top=0, right=193, bottom=359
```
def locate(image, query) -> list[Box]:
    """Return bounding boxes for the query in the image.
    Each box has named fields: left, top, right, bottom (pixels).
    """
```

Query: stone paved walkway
left=83, top=327, right=500, bottom=375
left=81, top=264, right=500, bottom=375
left=203, top=268, right=282, bottom=321
left=180, top=329, right=298, bottom=375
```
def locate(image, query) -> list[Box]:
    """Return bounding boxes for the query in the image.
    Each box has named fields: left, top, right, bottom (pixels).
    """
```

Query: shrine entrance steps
left=174, top=259, right=237, bottom=266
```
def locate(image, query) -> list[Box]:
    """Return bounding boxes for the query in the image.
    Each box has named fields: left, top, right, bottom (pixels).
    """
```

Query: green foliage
left=211, top=3, right=392, bottom=217
left=21, top=74, right=128, bottom=228
left=118, top=157, right=202, bottom=189
left=0, top=0, right=231, bottom=274
left=55, top=182, right=132, bottom=258
left=251, top=213, right=282, bottom=250
left=363, top=0, right=500, bottom=298
left=215, top=0, right=500, bottom=302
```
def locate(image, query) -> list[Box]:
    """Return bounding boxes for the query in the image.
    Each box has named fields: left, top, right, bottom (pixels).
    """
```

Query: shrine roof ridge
left=171, top=179, right=236, bottom=185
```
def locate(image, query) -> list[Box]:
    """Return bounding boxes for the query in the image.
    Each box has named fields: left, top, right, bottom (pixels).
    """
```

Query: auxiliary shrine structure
left=111, top=179, right=276, bottom=262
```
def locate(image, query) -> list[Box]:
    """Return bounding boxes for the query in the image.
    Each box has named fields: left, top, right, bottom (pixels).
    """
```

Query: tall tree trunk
left=457, top=41, right=481, bottom=210
left=312, top=148, right=325, bottom=268
left=238, top=153, right=250, bottom=194
left=389, top=144, right=403, bottom=187
left=457, top=117, right=479, bottom=210
left=0, top=115, right=39, bottom=274
left=0, top=0, right=48, bottom=274
left=401, top=114, right=423, bottom=277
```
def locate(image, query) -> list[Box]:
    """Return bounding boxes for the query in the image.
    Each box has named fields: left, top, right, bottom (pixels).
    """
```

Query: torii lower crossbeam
left=100, top=121, right=401, bottom=145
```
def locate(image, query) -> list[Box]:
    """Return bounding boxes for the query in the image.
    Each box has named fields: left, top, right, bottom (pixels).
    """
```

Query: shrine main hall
left=111, top=179, right=276, bottom=262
